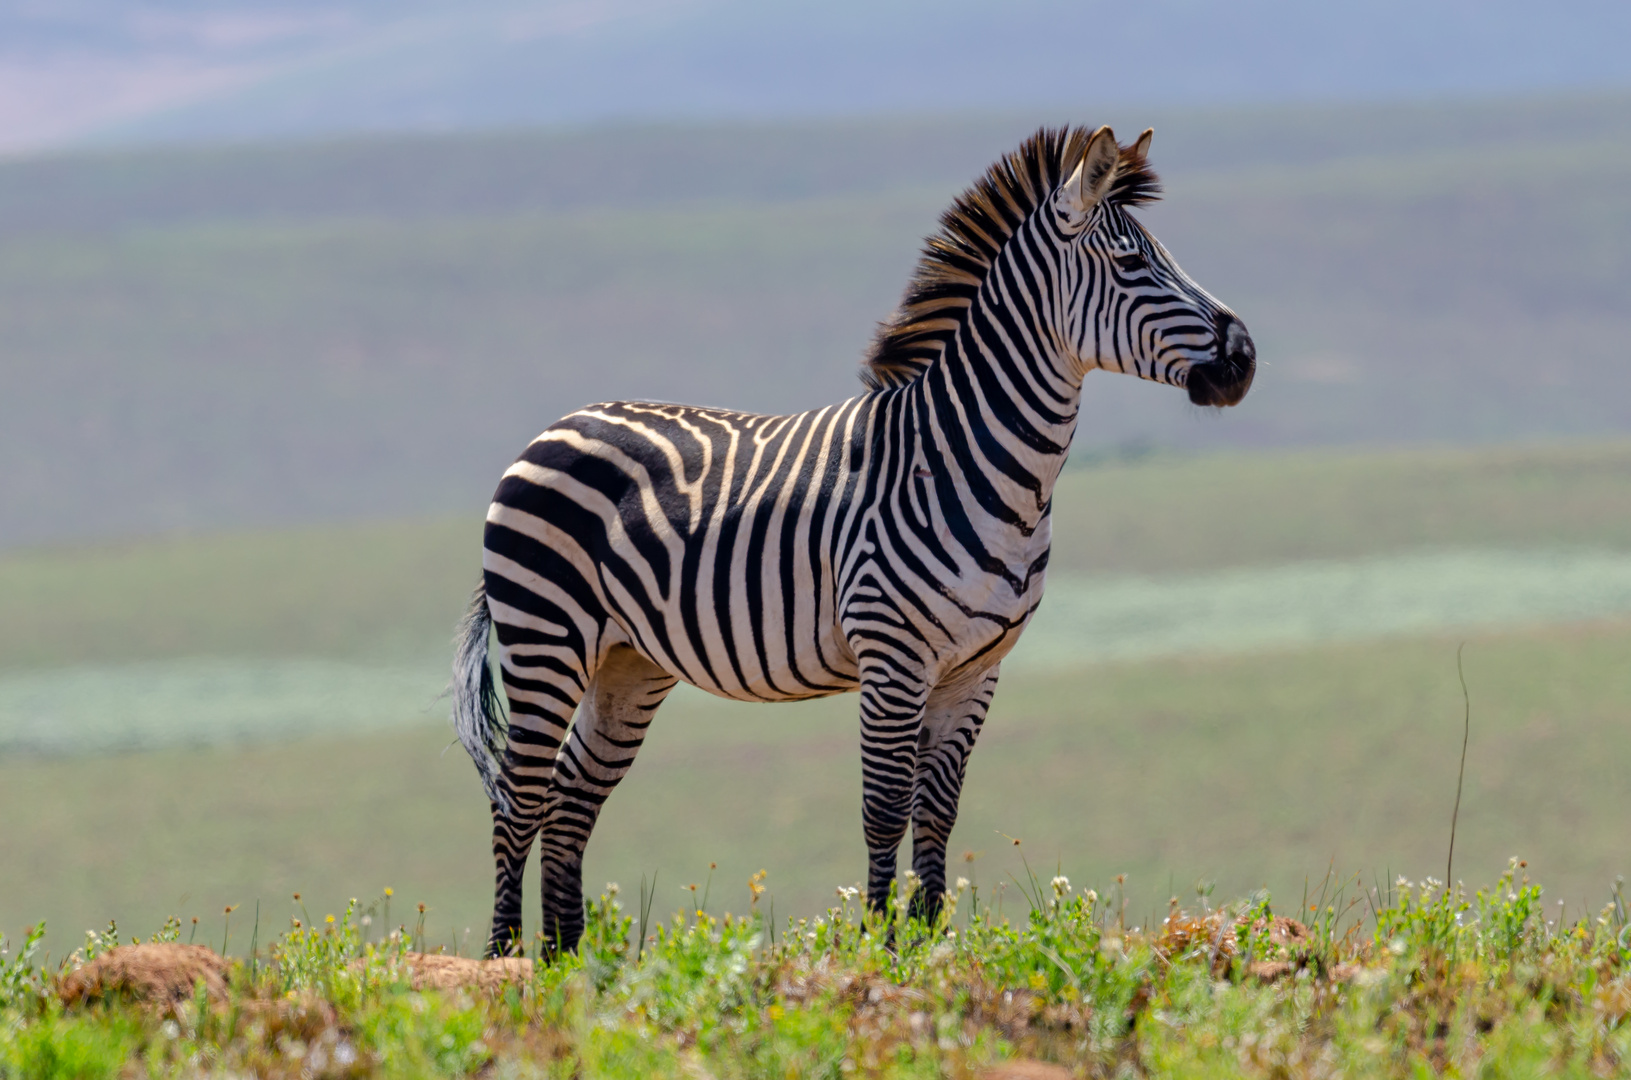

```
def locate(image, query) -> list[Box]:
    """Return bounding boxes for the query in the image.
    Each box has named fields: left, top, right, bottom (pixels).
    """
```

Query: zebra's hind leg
left=537, top=644, right=676, bottom=958
left=485, top=641, right=592, bottom=959
left=909, top=666, right=999, bottom=926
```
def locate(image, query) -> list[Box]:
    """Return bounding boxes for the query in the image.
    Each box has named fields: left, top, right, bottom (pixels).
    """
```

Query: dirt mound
left=58, top=944, right=230, bottom=1006
left=400, top=953, right=533, bottom=992
left=56, top=947, right=530, bottom=1005
left=982, top=1062, right=1074, bottom=1080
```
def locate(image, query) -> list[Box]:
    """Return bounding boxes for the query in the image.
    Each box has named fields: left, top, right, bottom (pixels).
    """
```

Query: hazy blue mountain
left=5, top=0, right=1631, bottom=150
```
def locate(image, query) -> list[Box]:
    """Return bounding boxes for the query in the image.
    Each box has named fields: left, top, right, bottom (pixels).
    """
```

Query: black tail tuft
left=452, top=580, right=509, bottom=815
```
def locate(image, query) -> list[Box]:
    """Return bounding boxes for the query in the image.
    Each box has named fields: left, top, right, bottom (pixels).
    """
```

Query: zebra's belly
left=607, top=573, right=1039, bottom=703
left=607, top=599, right=862, bottom=704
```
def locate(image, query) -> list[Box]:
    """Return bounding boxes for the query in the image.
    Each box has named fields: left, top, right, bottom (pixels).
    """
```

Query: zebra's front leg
left=857, top=664, right=932, bottom=919
left=537, top=645, right=676, bottom=958
left=909, top=666, right=999, bottom=925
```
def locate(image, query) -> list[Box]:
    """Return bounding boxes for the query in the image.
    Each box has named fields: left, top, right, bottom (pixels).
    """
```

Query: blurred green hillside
left=5, top=94, right=1631, bottom=547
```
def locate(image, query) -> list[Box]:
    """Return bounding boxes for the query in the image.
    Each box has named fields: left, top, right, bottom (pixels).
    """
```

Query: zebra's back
left=484, top=397, right=879, bottom=704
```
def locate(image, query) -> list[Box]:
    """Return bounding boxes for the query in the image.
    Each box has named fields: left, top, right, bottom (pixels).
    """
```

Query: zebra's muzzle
left=1187, top=314, right=1256, bottom=407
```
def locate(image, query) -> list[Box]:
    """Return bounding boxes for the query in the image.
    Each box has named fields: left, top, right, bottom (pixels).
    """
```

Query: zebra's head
left=1051, top=126, right=1255, bottom=407
left=863, top=126, right=1255, bottom=409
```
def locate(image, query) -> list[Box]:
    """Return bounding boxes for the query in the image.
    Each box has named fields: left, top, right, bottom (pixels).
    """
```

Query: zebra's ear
left=1055, top=126, right=1119, bottom=226
left=1132, top=128, right=1153, bottom=160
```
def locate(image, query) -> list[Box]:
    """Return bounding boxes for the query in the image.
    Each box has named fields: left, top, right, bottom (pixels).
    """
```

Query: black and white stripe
left=452, top=126, right=1255, bottom=957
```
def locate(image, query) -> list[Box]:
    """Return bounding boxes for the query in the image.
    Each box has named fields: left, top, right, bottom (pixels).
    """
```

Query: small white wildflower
left=606, top=883, right=620, bottom=896
left=1051, top=875, right=1071, bottom=895
left=1083, top=889, right=1098, bottom=905
left=955, top=877, right=970, bottom=892
left=161, top=1021, right=180, bottom=1040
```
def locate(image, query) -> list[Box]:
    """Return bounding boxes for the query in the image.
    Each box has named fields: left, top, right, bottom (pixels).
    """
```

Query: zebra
left=452, top=125, right=1255, bottom=958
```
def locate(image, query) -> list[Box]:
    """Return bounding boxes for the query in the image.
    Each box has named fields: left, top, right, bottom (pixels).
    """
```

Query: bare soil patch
left=982, top=1062, right=1074, bottom=1080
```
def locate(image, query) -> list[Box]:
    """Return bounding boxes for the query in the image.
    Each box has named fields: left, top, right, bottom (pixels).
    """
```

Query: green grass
left=2, top=861, right=1627, bottom=1078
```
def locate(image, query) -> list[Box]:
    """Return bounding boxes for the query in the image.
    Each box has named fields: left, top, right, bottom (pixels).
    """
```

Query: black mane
left=861, top=126, right=1161, bottom=391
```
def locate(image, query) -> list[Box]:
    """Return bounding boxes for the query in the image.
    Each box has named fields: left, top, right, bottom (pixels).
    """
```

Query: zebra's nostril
left=1218, top=316, right=1255, bottom=371
left=1192, top=315, right=1256, bottom=407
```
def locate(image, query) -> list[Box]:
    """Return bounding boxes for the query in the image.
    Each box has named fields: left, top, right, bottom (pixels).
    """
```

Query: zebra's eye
left=1115, top=252, right=1147, bottom=272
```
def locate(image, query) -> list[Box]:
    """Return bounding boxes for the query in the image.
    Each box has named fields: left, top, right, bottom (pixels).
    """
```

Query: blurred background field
left=2, top=0, right=1629, bottom=965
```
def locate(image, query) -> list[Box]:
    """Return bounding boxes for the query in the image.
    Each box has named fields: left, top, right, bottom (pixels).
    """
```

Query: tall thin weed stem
left=638, top=871, right=658, bottom=963
left=1447, top=642, right=1472, bottom=886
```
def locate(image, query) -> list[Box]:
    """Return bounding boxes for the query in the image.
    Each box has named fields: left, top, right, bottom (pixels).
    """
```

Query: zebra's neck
left=912, top=247, right=1080, bottom=545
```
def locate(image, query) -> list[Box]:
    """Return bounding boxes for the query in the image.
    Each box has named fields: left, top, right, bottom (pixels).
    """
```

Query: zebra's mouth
left=1188, top=315, right=1255, bottom=407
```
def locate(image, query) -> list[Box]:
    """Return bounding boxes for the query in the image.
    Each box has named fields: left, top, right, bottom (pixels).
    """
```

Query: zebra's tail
left=453, top=580, right=511, bottom=816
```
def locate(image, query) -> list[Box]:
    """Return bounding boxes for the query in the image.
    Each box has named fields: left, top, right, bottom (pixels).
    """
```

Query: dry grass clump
left=398, top=953, right=532, bottom=992
left=1154, top=910, right=1337, bottom=981
left=56, top=944, right=229, bottom=1006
